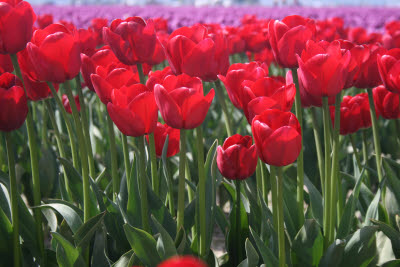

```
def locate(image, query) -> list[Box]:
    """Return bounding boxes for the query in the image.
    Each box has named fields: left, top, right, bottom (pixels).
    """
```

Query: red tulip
left=377, top=48, right=400, bottom=94
left=76, top=28, right=97, bottom=57
left=158, top=256, right=207, bottom=267
left=218, top=62, right=269, bottom=109
left=0, top=54, right=13, bottom=74
left=26, top=24, right=81, bottom=83
left=146, top=122, right=180, bottom=158
left=329, top=93, right=371, bottom=135
left=0, top=72, right=28, bottom=132
left=240, top=22, right=269, bottom=53
left=17, top=48, right=58, bottom=101
left=297, top=40, right=351, bottom=98
left=154, top=74, right=215, bottom=129
left=147, top=31, right=167, bottom=66
left=146, top=66, right=173, bottom=90
left=252, top=48, right=275, bottom=66
left=90, top=17, right=108, bottom=45
left=268, top=15, right=316, bottom=68
left=252, top=109, right=301, bottom=166
left=373, top=85, right=400, bottom=119
left=62, top=94, right=80, bottom=114
left=164, top=24, right=229, bottom=81
left=353, top=43, right=386, bottom=89
left=216, top=134, right=257, bottom=180
left=37, top=14, right=53, bottom=29
left=0, top=0, right=35, bottom=54
left=103, top=17, right=158, bottom=65
left=224, top=26, right=245, bottom=55
left=107, top=83, right=158, bottom=137
left=152, top=17, right=168, bottom=32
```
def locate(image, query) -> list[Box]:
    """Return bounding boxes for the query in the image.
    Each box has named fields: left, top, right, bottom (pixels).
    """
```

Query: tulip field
left=3, top=1, right=400, bottom=267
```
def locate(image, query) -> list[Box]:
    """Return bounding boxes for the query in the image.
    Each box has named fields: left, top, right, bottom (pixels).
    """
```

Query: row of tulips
left=2, top=0, right=400, bottom=266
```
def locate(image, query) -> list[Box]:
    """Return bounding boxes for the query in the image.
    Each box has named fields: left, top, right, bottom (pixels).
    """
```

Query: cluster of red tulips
left=2, top=0, right=400, bottom=266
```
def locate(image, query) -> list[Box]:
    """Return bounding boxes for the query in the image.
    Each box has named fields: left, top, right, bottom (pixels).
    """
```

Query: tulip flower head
left=146, top=122, right=180, bottom=158
left=373, top=85, right=400, bottom=119
left=62, top=94, right=81, bottom=114
left=377, top=48, right=400, bottom=94
left=157, top=256, right=208, bottom=267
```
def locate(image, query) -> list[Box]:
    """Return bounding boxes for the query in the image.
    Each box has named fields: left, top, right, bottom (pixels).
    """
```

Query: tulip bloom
left=146, top=122, right=180, bottom=158
left=0, top=72, right=28, bottom=132
left=252, top=109, right=301, bottom=166
left=164, top=24, right=229, bottom=81
left=146, top=66, right=173, bottom=90
left=36, top=13, right=53, bottom=29
left=330, top=93, right=371, bottom=135
left=27, top=24, right=81, bottom=83
left=377, top=48, right=400, bottom=94
left=107, top=83, right=158, bottom=137
left=0, top=54, right=13, bottom=74
left=373, top=85, right=400, bottom=119
left=268, top=15, right=316, bottom=68
left=216, top=134, right=257, bottom=180
left=218, top=62, right=269, bottom=109
left=62, top=94, right=81, bottom=114
left=0, top=0, right=36, bottom=54
left=297, top=40, right=351, bottom=98
left=240, top=22, right=269, bottom=53
left=103, top=17, right=158, bottom=65
left=158, top=256, right=208, bottom=267
left=154, top=74, right=215, bottom=129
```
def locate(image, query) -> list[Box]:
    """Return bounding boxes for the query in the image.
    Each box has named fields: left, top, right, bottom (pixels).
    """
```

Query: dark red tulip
left=0, top=0, right=35, bottom=54
left=373, top=85, right=400, bottom=120
left=353, top=43, right=387, bottom=89
left=0, top=72, right=28, bottom=132
left=164, top=24, right=229, bottom=81
left=216, top=134, right=257, bottom=180
left=268, top=15, right=316, bottom=68
left=154, top=74, right=214, bottom=129
left=76, top=28, right=97, bottom=57
left=107, top=83, right=158, bottom=137
left=90, top=17, right=108, bottom=45
left=146, top=66, right=173, bottom=91
left=252, top=48, right=275, bottom=66
left=146, top=122, right=180, bottom=158
left=252, top=109, right=301, bottom=166
left=218, top=62, right=269, bottom=109
left=240, top=22, right=269, bottom=53
left=36, top=14, right=53, bottom=29
left=103, top=17, right=157, bottom=65
left=62, top=94, right=80, bottom=114
left=330, top=93, right=371, bottom=135
left=377, top=48, right=400, bottom=94
left=0, top=54, right=13, bottom=74
left=224, top=26, right=245, bottom=55
left=297, top=40, right=351, bottom=98
left=17, top=48, right=58, bottom=101
left=27, top=24, right=81, bottom=83
left=157, top=256, right=208, bottom=267
left=147, top=31, right=167, bottom=66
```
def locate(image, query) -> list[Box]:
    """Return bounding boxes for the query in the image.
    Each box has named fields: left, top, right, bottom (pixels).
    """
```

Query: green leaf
left=238, top=239, right=259, bottom=267
left=380, top=260, right=400, bottom=267
left=339, top=226, right=378, bottom=267
left=91, top=230, right=111, bottom=267
left=39, top=148, right=58, bottom=198
left=112, top=250, right=135, bottom=267
left=249, top=227, right=278, bottom=267
left=337, top=168, right=366, bottom=239
left=52, top=232, right=85, bottom=267
left=291, top=219, right=324, bottom=267
left=304, top=175, right=323, bottom=226
left=38, top=203, right=83, bottom=234
left=73, top=211, right=106, bottom=248
left=365, top=188, right=381, bottom=226
left=123, top=224, right=161, bottom=267
left=151, top=215, right=177, bottom=259
left=0, top=206, right=12, bottom=264
left=318, top=239, right=346, bottom=267
left=371, top=219, right=400, bottom=258
left=58, top=157, right=84, bottom=205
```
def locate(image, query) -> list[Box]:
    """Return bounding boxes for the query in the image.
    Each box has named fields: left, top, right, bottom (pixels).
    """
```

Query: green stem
left=269, top=165, right=278, bottom=231
left=310, top=107, right=325, bottom=193
left=138, top=136, right=150, bottom=232
left=65, top=81, right=91, bottom=222
left=121, top=134, right=130, bottom=187
left=291, top=68, right=304, bottom=228
left=366, top=88, right=383, bottom=182
left=234, top=180, right=242, bottom=266
left=349, top=135, right=362, bottom=171
left=10, top=54, right=45, bottom=264
left=261, top=161, right=269, bottom=201
left=329, top=92, right=343, bottom=243
left=106, top=113, right=119, bottom=200
left=322, top=96, right=332, bottom=248
left=276, top=167, right=286, bottom=267
left=47, top=82, right=79, bottom=170
left=256, top=161, right=262, bottom=202
left=45, top=100, right=72, bottom=198
left=166, top=159, right=175, bottom=217
left=177, top=130, right=187, bottom=231
left=5, top=133, right=21, bottom=267
left=137, top=63, right=146, bottom=84
left=214, top=80, right=233, bottom=136
left=362, top=130, right=371, bottom=188
left=196, top=127, right=206, bottom=257
left=185, top=160, right=195, bottom=239
left=148, top=133, right=159, bottom=196
left=76, top=76, right=95, bottom=178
